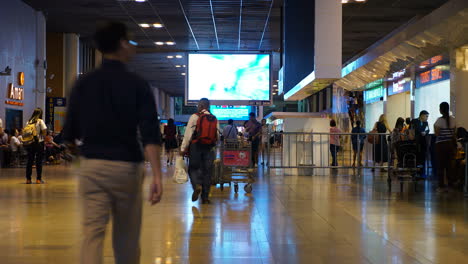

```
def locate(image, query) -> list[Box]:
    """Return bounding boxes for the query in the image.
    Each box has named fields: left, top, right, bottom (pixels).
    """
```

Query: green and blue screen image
left=188, top=54, right=270, bottom=101
left=210, top=105, right=252, bottom=121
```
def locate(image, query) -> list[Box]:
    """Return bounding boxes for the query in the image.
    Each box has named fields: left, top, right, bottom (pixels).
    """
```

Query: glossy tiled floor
left=1, top=161, right=468, bottom=264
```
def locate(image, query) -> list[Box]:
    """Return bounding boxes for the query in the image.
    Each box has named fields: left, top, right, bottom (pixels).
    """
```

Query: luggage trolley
left=389, top=140, right=424, bottom=192
left=218, top=139, right=255, bottom=193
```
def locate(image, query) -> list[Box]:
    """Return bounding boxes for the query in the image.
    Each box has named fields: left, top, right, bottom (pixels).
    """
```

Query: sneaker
left=192, top=185, right=202, bottom=202
left=36, top=180, right=44, bottom=184
left=26, top=180, right=32, bottom=184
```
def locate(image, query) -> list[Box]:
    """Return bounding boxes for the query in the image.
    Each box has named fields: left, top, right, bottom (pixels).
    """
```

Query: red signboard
left=223, top=150, right=250, bottom=167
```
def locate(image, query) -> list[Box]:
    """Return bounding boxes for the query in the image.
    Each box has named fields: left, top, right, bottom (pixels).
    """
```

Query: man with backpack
left=181, top=98, right=220, bottom=204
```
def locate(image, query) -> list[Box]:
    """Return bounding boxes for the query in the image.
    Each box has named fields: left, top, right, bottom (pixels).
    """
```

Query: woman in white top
left=434, top=102, right=456, bottom=193
left=24, top=108, right=47, bottom=184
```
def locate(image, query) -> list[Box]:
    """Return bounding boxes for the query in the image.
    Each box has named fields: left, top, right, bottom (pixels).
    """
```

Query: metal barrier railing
left=266, top=132, right=393, bottom=171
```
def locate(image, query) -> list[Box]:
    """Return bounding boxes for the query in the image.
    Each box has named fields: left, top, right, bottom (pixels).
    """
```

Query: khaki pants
left=78, top=158, right=144, bottom=264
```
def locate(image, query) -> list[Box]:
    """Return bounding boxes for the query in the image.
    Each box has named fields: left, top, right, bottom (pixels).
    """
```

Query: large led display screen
left=210, top=105, right=252, bottom=121
left=187, top=54, right=270, bottom=105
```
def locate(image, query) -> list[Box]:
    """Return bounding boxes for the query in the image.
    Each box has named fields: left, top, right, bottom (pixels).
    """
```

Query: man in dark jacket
left=63, top=22, right=163, bottom=264
left=411, top=110, right=430, bottom=172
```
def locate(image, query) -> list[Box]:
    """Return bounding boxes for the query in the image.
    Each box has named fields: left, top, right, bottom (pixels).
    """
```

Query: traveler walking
left=181, top=98, right=220, bottom=204
left=434, top=102, right=456, bottom=193
left=329, top=119, right=341, bottom=167
left=351, top=120, right=366, bottom=167
left=63, top=22, right=163, bottom=264
left=245, top=112, right=261, bottom=166
left=373, top=114, right=390, bottom=168
left=222, top=119, right=237, bottom=141
left=23, top=108, right=47, bottom=183
left=411, top=111, right=430, bottom=172
left=164, top=118, right=178, bottom=166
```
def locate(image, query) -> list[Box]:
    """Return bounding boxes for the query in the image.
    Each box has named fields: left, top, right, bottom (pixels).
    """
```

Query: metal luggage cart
left=389, top=140, right=423, bottom=192
left=218, top=139, right=255, bottom=194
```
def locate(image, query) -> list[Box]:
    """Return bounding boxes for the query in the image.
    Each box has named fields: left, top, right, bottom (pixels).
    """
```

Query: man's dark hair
left=405, top=117, right=411, bottom=125
left=330, top=119, right=337, bottom=127
left=199, top=98, right=210, bottom=110
left=355, top=120, right=361, bottom=127
left=228, top=119, right=234, bottom=125
left=249, top=112, right=256, bottom=118
left=93, top=22, right=128, bottom=54
left=419, top=110, right=429, bottom=117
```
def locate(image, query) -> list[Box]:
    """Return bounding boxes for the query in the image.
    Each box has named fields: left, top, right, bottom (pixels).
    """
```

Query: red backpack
left=192, top=113, right=218, bottom=146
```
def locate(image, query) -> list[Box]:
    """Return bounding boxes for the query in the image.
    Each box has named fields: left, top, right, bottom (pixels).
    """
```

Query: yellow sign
left=18, top=72, right=25, bottom=86
left=7, top=83, right=24, bottom=101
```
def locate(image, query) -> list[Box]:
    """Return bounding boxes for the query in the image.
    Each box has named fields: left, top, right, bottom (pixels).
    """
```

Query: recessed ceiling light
left=355, top=0, right=366, bottom=2
left=135, top=0, right=146, bottom=2
left=166, top=41, right=176, bottom=46
left=175, top=65, right=181, bottom=68
left=153, top=23, right=164, bottom=28
left=372, top=74, right=378, bottom=78
left=155, top=42, right=164, bottom=45
left=341, top=0, right=349, bottom=3
left=273, top=84, right=278, bottom=87
left=139, top=23, right=150, bottom=28
left=181, top=73, right=186, bottom=76
left=175, top=55, right=183, bottom=58
left=182, top=65, right=186, bottom=67
left=167, top=55, right=174, bottom=59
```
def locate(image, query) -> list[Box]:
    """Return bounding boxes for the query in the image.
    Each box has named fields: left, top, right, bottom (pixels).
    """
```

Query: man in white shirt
left=181, top=98, right=220, bottom=204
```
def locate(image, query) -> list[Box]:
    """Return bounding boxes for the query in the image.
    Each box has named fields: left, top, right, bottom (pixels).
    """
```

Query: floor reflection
left=1, top=164, right=468, bottom=263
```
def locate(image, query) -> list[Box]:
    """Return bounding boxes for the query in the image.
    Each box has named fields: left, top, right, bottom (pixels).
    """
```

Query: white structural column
left=63, top=33, right=79, bottom=99
left=451, top=46, right=468, bottom=128
left=284, top=0, right=342, bottom=101
left=314, top=0, right=342, bottom=78
left=35, top=11, right=46, bottom=111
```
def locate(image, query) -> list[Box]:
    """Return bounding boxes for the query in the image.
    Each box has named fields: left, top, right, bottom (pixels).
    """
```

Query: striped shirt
left=434, top=116, right=456, bottom=143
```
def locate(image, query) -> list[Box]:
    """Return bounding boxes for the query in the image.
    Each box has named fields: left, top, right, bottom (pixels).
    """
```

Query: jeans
left=26, top=141, right=45, bottom=181
left=189, top=143, right=215, bottom=200
left=330, top=144, right=339, bottom=166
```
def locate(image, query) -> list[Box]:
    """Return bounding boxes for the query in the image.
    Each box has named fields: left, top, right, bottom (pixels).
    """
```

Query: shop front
left=363, top=79, right=385, bottom=131
left=386, top=69, right=412, bottom=127
left=414, top=55, right=450, bottom=129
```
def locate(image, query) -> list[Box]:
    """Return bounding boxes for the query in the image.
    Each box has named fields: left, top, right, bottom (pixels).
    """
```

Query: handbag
left=367, top=128, right=380, bottom=144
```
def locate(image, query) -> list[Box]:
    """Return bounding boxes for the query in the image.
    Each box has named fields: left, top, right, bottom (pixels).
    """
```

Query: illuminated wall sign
left=388, top=69, right=411, bottom=96
left=7, top=83, right=24, bottom=101
left=18, top=72, right=25, bottom=86
left=416, top=66, right=450, bottom=87
left=5, top=100, right=24, bottom=106
left=419, top=55, right=445, bottom=69
left=364, top=79, right=384, bottom=90
left=364, top=86, right=384, bottom=104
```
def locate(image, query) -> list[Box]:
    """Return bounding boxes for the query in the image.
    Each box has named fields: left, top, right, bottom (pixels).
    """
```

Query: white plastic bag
left=173, top=156, right=188, bottom=184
